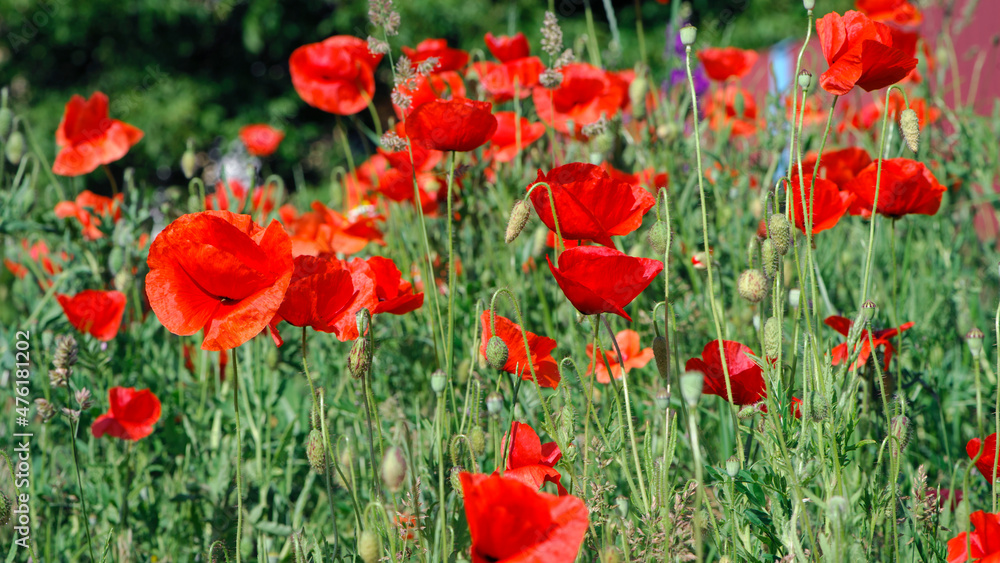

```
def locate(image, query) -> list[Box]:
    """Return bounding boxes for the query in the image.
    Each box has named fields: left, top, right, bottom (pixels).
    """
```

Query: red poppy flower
left=485, top=32, right=531, bottom=63
left=601, top=162, right=670, bottom=194
left=788, top=174, right=854, bottom=233
left=967, top=433, right=1000, bottom=483
left=205, top=180, right=277, bottom=216
left=685, top=340, right=766, bottom=406
left=803, top=147, right=873, bottom=188
left=482, top=57, right=545, bottom=103
left=239, top=124, right=284, bottom=157
left=697, top=47, right=759, bottom=82
left=289, top=35, right=382, bottom=116
left=855, top=0, right=922, bottom=26
left=704, top=84, right=758, bottom=137
left=852, top=95, right=939, bottom=130
left=845, top=158, right=946, bottom=218
left=460, top=472, right=588, bottom=563
left=405, top=98, right=497, bottom=153
left=480, top=311, right=560, bottom=388
left=4, top=240, right=62, bottom=281
left=56, top=290, right=126, bottom=341
left=284, top=201, right=385, bottom=256
left=145, top=211, right=294, bottom=351
left=484, top=112, right=546, bottom=163
left=528, top=163, right=656, bottom=247
left=393, top=71, right=467, bottom=118
left=368, top=256, right=424, bottom=315
left=52, top=92, right=144, bottom=177
left=272, top=255, right=357, bottom=333
left=91, top=387, right=162, bottom=441
left=815, top=10, right=918, bottom=96
left=946, top=509, right=1000, bottom=563
left=825, top=315, right=914, bottom=371
left=54, top=190, right=124, bottom=240
left=586, top=329, right=655, bottom=384
left=533, top=63, right=626, bottom=137
left=402, top=38, right=469, bottom=73
left=498, top=421, right=567, bottom=494
left=547, top=245, right=663, bottom=322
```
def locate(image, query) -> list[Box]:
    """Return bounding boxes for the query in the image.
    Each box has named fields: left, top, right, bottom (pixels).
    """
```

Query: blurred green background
left=0, top=0, right=850, bottom=191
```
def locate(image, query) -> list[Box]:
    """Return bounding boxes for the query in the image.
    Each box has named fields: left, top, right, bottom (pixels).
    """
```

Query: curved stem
left=524, top=181, right=566, bottom=256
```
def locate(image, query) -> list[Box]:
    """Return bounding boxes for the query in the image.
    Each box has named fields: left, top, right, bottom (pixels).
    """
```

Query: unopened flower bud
left=486, top=391, right=503, bottom=416
left=5, top=130, right=24, bottom=165
left=306, top=429, right=326, bottom=474
left=763, top=317, right=781, bottom=360
left=358, top=530, right=381, bottom=563
left=469, top=426, right=485, bottom=456
left=967, top=328, right=985, bottom=358
left=505, top=200, right=531, bottom=244
left=737, top=269, right=768, bottom=303
left=652, top=334, right=670, bottom=380
left=900, top=108, right=920, bottom=152
left=450, top=466, right=465, bottom=495
left=381, top=446, right=407, bottom=493
left=646, top=221, right=670, bottom=255
left=430, top=369, right=447, bottom=394
left=679, top=25, right=697, bottom=47
left=725, top=456, right=740, bottom=478
left=485, top=336, right=509, bottom=370
left=767, top=214, right=791, bottom=256
left=803, top=392, right=828, bottom=422
left=797, top=70, right=812, bottom=91
left=0, top=491, right=9, bottom=526
left=348, top=337, right=371, bottom=379
left=890, top=415, right=912, bottom=452
left=181, top=139, right=197, bottom=179
left=761, top=239, right=778, bottom=278
left=680, top=371, right=704, bottom=407
left=601, top=547, right=622, bottom=563
left=356, top=308, right=371, bottom=336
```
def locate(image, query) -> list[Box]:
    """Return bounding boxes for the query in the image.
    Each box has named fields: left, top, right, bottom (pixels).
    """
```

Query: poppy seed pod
left=306, top=429, right=326, bottom=474
left=430, top=369, right=447, bottom=394
left=763, top=317, right=781, bottom=360
left=737, top=269, right=768, bottom=303
left=381, top=446, right=407, bottom=493
left=358, top=530, right=381, bottom=563
left=485, top=335, right=509, bottom=370
left=181, top=139, right=197, bottom=179
left=655, top=387, right=670, bottom=410
left=469, top=426, right=485, bottom=456
left=647, top=221, right=670, bottom=255
left=967, top=328, right=985, bottom=358
left=899, top=108, right=920, bottom=153
left=5, top=130, right=24, bottom=165
left=861, top=299, right=878, bottom=322
left=679, top=25, right=697, bottom=47
left=725, top=456, right=740, bottom=478
left=652, top=334, right=670, bottom=380
left=486, top=391, right=503, bottom=416
left=348, top=337, right=371, bottom=379
left=505, top=200, right=531, bottom=244
left=680, top=371, right=704, bottom=407
left=797, top=70, right=813, bottom=91
left=767, top=214, right=791, bottom=255
left=761, top=239, right=778, bottom=278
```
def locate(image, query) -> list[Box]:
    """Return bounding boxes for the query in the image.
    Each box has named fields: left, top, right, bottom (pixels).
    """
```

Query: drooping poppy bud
left=485, top=335, right=509, bottom=370
left=737, top=269, right=767, bottom=303
left=767, top=214, right=791, bottom=255
left=306, top=429, right=326, bottom=474
left=5, top=129, right=24, bottom=165
left=652, top=334, right=670, bottom=380
left=469, top=426, right=485, bottom=455
left=761, top=239, right=778, bottom=278
left=486, top=391, right=503, bottom=416
left=358, top=530, right=381, bottom=563
left=763, top=317, right=781, bottom=360
left=181, top=139, right=197, bottom=179
left=646, top=221, right=670, bottom=255
left=505, top=199, right=531, bottom=244
left=381, top=446, right=407, bottom=493
left=899, top=108, right=920, bottom=153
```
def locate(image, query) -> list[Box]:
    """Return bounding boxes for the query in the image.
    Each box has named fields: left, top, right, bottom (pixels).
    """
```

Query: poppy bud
left=5, top=130, right=24, bottom=165
left=803, top=392, right=827, bottom=422
left=646, top=221, right=670, bottom=255
left=827, top=495, right=848, bottom=521
left=450, top=466, right=465, bottom=496
left=763, top=317, right=781, bottom=360
left=181, top=139, right=197, bottom=179
left=747, top=236, right=760, bottom=267
left=797, top=70, right=812, bottom=91
left=485, top=336, right=509, bottom=370
left=652, top=334, right=670, bottom=380
left=899, top=108, right=920, bottom=153
left=761, top=239, right=778, bottom=278
left=356, top=307, right=371, bottom=337
left=890, top=415, right=911, bottom=452
left=505, top=199, right=531, bottom=244
left=655, top=388, right=670, bottom=410
left=725, top=456, right=740, bottom=478
left=767, top=214, right=791, bottom=256
left=860, top=299, right=877, bottom=323
left=348, top=337, right=371, bottom=379
left=737, top=269, right=768, bottom=303
left=430, top=369, right=447, bottom=394
left=737, top=405, right=757, bottom=418
left=629, top=72, right=648, bottom=119
left=381, top=446, right=407, bottom=493
left=0, top=491, right=9, bottom=526
left=358, top=530, right=381, bottom=563
left=469, top=426, right=485, bottom=456
left=679, top=25, right=697, bottom=47
left=486, top=391, right=503, bottom=417
left=601, top=547, right=622, bottom=563
left=306, top=429, right=326, bottom=474
left=803, top=0, right=815, bottom=10
left=967, top=328, right=985, bottom=358
left=680, top=371, right=704, bottom=407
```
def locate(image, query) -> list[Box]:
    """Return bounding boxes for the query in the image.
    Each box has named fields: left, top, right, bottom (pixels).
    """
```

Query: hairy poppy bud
left=767, top=214, right=791, bottom=256
left=381, top=446, right=407, bottom=493
left=430, top=369, right=447, bottom=394
left=358, top=530, right=380, bottom=563
left=505, top=200, right=531, bottom=244
left=737, top=269, right=768, bottom=303
left=655, top=388, right=670, bottom=410
left=803, top=392, right=827, bottom=422
left=890, top=415, right=911, bottom=452
left=5, top=130, right=24, bottom=165
left=763, top=317, right=781, bottom=360
left=356, top=308, right=371, bottom=336
left=797, top=70, right=812, bottom=91
left=967, top=328, right=985, bottom=358
left=747, top=236, right=760, bottom=267
left=469, top=426, right=485, bottom=456
left=652, top=334, right=670, bottom=380
left=899, top=108, right=920, bottom=153
left=680, top=371, right=704, bottom=407
left=348, top=337, right=371, bottom=379
left=679, top=25, right=697, bottom=47
left=181, top=139, right=197, bottom=179
left=0, top=491, right=10, bottom=526
left=450, top=466, right=465, bottom=496
left=647, top=221, right=670, bottom=255
left=486, top=391, right=503, bottom=416
left=306, top=429, right=326, bottom=474
left=725, top=456, right=740, bottom=478
left=485, top=336, right=509, bottom=370
left=761, top=239, right=778, bottom=278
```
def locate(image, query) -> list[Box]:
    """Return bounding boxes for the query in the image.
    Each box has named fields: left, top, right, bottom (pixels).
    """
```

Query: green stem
left=231, top=347, right=244, bottom=563
left=994, top=298, right=1000, bottom=511
left=687, top=408, right=704, bottom=563
left=446, top=151, right=457, bottom=383
left=67, top=391, right=97, bottom=563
